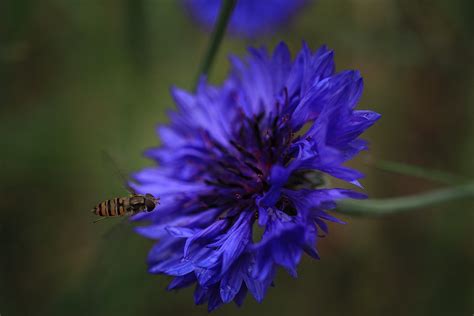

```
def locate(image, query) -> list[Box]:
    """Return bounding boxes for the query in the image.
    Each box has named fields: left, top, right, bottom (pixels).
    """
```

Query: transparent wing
left=101, top=217, right=132, bottom=241
left=101, top=150, right=135, bottom=194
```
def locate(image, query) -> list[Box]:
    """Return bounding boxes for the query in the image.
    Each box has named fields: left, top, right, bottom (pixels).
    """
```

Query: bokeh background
left=1, top=0, right=473, bottom=315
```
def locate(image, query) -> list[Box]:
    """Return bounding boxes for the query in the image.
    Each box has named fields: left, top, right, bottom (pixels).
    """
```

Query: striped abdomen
left=92, top=197, right=131, bottom=217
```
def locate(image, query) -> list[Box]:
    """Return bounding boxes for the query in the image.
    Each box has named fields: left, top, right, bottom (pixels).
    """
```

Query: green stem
left=336, top=182, right=474, bottom=217
left=194, top=0, right=237, bottom=90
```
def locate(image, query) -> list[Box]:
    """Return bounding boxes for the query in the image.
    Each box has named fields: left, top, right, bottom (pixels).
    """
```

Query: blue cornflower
left=132, top=42, right=380, bottom=311
left=182, top=0, right=310, bottom=38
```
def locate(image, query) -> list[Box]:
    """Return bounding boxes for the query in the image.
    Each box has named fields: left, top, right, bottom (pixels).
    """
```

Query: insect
left=91, top=193, right=160, bottom=221
left=91, top=151, right=160, bottom=223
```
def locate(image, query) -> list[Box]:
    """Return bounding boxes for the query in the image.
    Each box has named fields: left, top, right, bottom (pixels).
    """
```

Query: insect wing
left=101, top=217, right=131, bottom=241
left=101, top=150, right=136, bottom=194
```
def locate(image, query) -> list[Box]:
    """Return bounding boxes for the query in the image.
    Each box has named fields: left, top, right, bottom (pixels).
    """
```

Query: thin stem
left=194, top=0, right=237, bottom=90
left=336, top=182, right=474, bottom=217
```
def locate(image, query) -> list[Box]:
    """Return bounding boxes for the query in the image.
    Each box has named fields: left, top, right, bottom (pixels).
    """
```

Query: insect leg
left=93, top=217, right=110, bottom=224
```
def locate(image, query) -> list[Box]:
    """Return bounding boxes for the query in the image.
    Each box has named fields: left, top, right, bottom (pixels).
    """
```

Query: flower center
left=199, top=110, right=295, bottom=214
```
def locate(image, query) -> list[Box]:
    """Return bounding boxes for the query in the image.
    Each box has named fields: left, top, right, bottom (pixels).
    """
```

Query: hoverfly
left=91, top=151, right=160, bottom=223
left=91, top=193, right=160, bottom=221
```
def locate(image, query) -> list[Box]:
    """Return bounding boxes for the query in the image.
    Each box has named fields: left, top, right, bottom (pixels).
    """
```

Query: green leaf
left=336, top=182, right=474, bottom=217
left=372, top=159, right=464, bottom=184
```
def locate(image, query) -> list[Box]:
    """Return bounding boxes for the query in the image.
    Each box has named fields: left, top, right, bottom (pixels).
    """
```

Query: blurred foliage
left=0, top=0, right=473, bottom=315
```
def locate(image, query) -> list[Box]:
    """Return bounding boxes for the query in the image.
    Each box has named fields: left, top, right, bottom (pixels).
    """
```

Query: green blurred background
left=1, top=0, right=473, bottom=315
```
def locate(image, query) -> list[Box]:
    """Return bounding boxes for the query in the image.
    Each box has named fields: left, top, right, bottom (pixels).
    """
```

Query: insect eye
left=145, top=199, right=155, bottom=212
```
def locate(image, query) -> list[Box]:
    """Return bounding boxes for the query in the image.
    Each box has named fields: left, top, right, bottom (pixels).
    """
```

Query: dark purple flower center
left=198, top=103, right=303, bottom=219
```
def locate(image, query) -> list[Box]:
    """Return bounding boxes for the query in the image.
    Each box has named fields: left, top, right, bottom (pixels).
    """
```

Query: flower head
left=132, top=42, right=380, bottom=311
left=182, top=0, right=309, bottom=38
